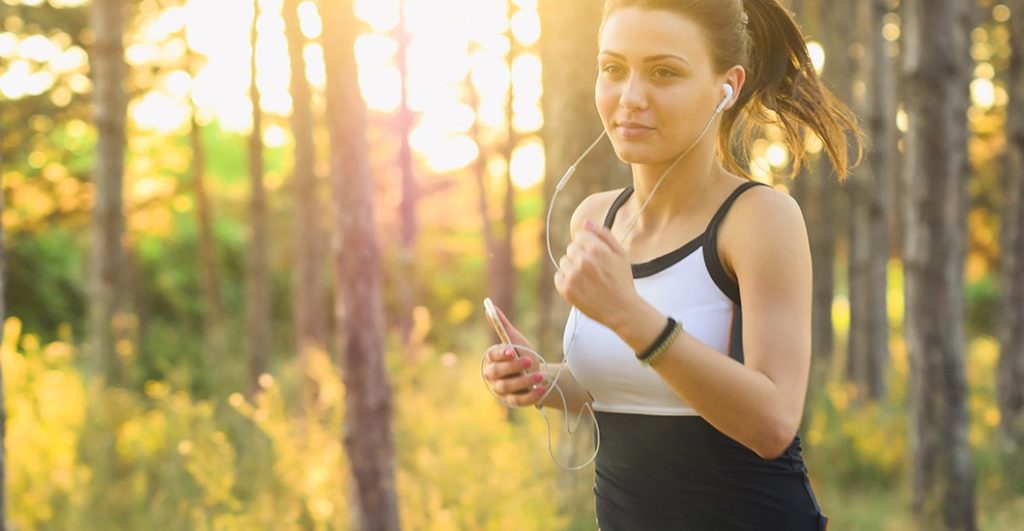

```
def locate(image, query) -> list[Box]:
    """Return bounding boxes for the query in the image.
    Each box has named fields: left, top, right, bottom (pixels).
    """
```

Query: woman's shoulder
left=718, top=181, right=808, bottom=282
left=569, top=187, right=630, bottom=239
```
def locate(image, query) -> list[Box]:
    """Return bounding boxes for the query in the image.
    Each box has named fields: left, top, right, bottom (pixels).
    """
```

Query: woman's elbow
left=752, top=418, right=799, bottom=460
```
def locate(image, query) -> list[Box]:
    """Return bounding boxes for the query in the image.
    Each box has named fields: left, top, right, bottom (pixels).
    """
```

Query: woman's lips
left=615, top=122, right=655, bottom=139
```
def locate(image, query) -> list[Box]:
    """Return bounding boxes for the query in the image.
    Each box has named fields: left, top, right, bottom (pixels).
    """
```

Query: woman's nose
left=618, top=73, right=648, bottom=111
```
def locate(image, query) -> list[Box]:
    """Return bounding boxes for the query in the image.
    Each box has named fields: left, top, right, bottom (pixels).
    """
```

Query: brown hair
left=601, top=0, right=863, bottom=181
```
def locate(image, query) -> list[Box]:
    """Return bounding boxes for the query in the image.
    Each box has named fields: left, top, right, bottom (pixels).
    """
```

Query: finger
left=494, top=371, right=544, bottom=395
left=486, top=345, right=516, bottom=363
left=559, top=253, right=574, bottom=273
left=505, top=386, right=546, bottom=407
left=486, top=353, right=536, bottom=382
left=565, top=240, right=585, bottom=260
left=584, top=219, right=625, bottom=254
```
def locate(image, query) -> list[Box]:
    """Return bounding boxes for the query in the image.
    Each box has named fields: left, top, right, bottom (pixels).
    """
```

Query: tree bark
left=321, top=1, right=401, bottom=528
left=901, top=0, right=977, bottom=527
left=0, top=126, right=7, bottom=531
left=187, top=49, right=226, bottom=372
left=498, top=0, right=519, bottom=324
left=805, top=0, right=841, bottom=374
left=1000, top=0, right=1024, bottom=446
left=395, top=0, right=418, bottom=345
left=284, top=0, right=327, bottom=365
left=87, top=0, right=126, bottom=385
left=247, top=0, right=271, bottom=397
left=847, top=0, right=893, bottom=402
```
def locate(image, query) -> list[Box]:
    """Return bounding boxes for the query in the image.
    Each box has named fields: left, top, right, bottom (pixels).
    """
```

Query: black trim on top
left=702, top=180, right=769, bottom=306
left=603, top=181, right=769, bottom=282
left=729, top=305, right=745, bottom=364
left=603, top=185, right=707, bottom=278
left=602, top=186, right=633, bottom=229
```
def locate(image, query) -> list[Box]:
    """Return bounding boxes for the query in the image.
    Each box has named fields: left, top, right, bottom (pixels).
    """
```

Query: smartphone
left=483, top=297, right=517, bottom=356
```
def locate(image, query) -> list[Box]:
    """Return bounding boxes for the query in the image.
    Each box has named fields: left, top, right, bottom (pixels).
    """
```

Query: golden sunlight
left=806, top=41, right=825, bottom=75
left=509, top=139, right=544, bottom=189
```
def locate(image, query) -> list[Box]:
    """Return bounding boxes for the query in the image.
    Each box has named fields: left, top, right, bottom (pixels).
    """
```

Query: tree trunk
left=187, top=49, right=226, bottom=373
left=247, top=0, right=271, bottom=397
left=284, top=0, right=326, bottom=365
left=498, top=0, right=519, bottom=324
left=999, top=0, right=1024, bottom=447
left=468, top=68, right=501, bottom=330
left=88, top=0, right=126, bottom=385
left=901, top=0, right=977, bottom=528
left=537, top=0, right=629, bottom=357
left=321, top=1, right=401, bottom=528
left=0, top=133, right=7, bottom=531
left=847, top=0, right=893, bottom=402
left=395, top=0, right=418, bottom=345
left=803, top=0, right=840, bottom=375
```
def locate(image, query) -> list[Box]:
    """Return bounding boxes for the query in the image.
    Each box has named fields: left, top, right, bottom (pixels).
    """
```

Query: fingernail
left=505, top=348, right=514, bottom=357
left=584, top=219, right=595, bottom=230
left=535, top=386, right=546, bottom=394
left=522, top=357, right=532, bottom=368
left=532, top=373, right=544, bottom=383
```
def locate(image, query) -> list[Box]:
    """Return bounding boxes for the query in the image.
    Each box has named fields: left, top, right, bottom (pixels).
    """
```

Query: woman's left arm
left=557, top=189, right=812, bottom=460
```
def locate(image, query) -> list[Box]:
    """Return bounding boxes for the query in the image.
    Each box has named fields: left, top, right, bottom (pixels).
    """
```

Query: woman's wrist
left=608, top=298, right=666, bottom=352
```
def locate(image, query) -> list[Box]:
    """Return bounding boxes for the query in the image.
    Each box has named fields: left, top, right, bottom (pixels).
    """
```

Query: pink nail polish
left=532, top=373, right=544, bottom=383
left=522, top=357, right=533, bottom=368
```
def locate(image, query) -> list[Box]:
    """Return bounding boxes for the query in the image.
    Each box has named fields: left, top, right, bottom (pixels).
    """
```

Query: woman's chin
left=611, top=146, right=660, bottom=165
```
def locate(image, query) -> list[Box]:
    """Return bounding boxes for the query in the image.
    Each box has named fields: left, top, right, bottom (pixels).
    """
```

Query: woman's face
left=596, top=8, right=727, bottom=165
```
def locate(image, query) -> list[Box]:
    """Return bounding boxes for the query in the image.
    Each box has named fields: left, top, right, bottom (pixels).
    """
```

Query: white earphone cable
left=484, top=86, right=731, bottom=471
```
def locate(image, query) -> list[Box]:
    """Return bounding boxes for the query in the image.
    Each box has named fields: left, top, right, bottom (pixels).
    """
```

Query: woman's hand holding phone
left=482, top=299, right=547, bottom=408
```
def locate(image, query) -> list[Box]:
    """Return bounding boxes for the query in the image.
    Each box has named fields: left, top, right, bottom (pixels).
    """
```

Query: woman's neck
left=625, top=145, right=725, bottom=234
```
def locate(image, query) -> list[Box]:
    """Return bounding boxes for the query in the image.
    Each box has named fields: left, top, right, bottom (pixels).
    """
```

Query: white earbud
left=716, top=83, right=734, bottom=114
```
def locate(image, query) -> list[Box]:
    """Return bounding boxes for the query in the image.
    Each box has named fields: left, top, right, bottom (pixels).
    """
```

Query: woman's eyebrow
left=597, top=50, right=691, bottom=66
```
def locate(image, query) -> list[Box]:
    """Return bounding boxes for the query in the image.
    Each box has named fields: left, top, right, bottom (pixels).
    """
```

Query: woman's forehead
left=599, top=8, right=710, bottom=65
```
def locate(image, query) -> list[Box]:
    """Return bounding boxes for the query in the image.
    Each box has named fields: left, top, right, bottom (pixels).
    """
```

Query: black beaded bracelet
left=636, top=317, right=678, bottom=361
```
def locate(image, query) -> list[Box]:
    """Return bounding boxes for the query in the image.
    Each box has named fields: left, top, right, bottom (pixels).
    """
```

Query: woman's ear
left=722, top=65, right=746, bottom=110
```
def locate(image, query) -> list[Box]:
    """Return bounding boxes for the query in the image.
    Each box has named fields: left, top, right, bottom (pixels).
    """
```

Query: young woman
left=482, top=0, right=861, bottom=528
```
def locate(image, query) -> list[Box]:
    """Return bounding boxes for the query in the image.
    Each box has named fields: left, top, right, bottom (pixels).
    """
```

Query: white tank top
left=564, top=181, right=767, bottom=416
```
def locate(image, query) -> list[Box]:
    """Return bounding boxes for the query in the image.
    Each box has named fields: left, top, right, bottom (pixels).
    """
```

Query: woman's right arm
left=538, top=363, right=593, bottom=411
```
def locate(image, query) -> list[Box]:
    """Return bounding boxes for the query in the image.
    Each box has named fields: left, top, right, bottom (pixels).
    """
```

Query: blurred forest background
left=0, top=0, right=1023, bottom=529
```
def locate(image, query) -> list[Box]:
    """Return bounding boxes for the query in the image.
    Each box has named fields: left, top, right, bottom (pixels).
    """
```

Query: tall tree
left=805, top=0, right=843, bottom=374
left=186, top=47, right=227, bottom=372
left=88, top=0, right=126, bottom=385
left=847, top=0, right=894, bottom=401
left=999, top=0, right=1024, bottom=445
left=283, top=0, right=327, bottom=364
left=902, top=0, right=977, bottom=527
left=321, top=0, right=401, bottom=528
left=247, top=0, right=271, bottom=396
left=394, top=0, right=418, bottom=344
left=0, top=138, right=7, bottom=531
left=496, top=0, right=520, bottom=324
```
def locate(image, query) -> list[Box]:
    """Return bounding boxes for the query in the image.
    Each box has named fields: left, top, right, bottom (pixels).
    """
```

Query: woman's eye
left=601, top=64, right=624, bottom=75
left=652, top=68, right=677, bottom=78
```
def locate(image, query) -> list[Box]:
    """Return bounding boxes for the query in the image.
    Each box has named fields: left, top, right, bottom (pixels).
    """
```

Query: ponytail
left=723, top=0, right=863, bottom=181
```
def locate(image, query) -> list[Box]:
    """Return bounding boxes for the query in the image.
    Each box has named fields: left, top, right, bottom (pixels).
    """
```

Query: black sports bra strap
left=603, top=186, right=635, bottom=229
left=705, top=180, right=768, bottom=233
left=704, top=180, right=769, bottom=306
